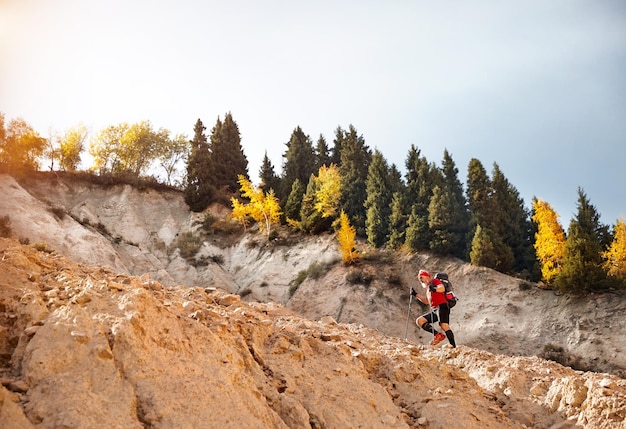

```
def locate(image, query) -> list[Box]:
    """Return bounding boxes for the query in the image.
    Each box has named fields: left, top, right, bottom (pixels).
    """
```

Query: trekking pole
left=404, top=287, right=414, bottom=341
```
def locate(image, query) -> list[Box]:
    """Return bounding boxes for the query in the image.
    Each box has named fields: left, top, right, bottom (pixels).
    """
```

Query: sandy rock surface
left=1, top=238, right=625, bottom=428
left=1, top=173, right=626, bottom=428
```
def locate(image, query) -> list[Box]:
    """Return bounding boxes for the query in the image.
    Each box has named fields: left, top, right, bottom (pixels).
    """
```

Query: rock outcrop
left=1, top=238, right=624, bottom=428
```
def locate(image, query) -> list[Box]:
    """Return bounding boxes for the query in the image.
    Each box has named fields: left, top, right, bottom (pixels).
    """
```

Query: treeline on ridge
left=1, top=112, right=624, bottom=294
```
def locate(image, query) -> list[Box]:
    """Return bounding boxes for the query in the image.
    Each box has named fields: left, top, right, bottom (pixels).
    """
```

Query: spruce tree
left=387, top=191, right=408, bottom=249
left=329, top=126, right=344, bottom=166
left=280, top=126, right=316, bottom=203
left=466, top=158, right=496, bottom=260
left=440, top=150, right=469, bottom=259
left=364, top=150, right=392, bottom=248
left=210, top=112, right=248, bottom=192
left=469, top=225, right=499, bottom=268
left=284, top=178, right=305, bottom=222
left=184, top=119, right=214, bottom=212
left=314, top=134, right=331, bottom=171
left=490, top=163, right=531, bottom=273
left=429, top=185, right=460, bottom=256
left=259, top=151, right=281, bottom=194
left=338, top=125, right=371, bottom=236
left=404, top=145, right=435, bottom=250
left=555, top=188, right=609, bottom=293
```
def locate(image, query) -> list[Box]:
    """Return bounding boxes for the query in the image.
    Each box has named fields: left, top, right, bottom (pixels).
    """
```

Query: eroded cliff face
left=2, top=173, right=626, bottom=379
left=0, top=238, right=625, bottom=429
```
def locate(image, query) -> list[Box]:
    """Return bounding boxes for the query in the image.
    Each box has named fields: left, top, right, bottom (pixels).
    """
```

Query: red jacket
left=427, top=278, right=448, bottom=307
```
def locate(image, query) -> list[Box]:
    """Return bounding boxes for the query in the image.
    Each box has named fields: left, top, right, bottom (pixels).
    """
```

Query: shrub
left=172, top=232, right=203, bottom=260
left=31, top=242, right=54, bottom=253
left=346, top=269, right=373, bottom=286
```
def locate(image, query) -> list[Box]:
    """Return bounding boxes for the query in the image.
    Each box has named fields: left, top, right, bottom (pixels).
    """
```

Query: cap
left=418, top=270, right=430, bottom=278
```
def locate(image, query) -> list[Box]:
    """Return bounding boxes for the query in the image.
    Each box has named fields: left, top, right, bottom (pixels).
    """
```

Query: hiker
left=412, top=269, right=457, bottom=347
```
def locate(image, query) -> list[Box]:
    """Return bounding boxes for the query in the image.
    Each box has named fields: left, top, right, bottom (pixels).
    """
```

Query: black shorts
left=422, top=304, right=450, bottom=325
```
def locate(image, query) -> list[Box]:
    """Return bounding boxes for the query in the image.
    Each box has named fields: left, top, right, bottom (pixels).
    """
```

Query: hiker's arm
left=415, top=294, right=429, bottom=305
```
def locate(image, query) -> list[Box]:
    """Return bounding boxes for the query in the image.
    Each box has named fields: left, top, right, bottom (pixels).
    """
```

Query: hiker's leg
left=417, top=312, right=439, bottom=334
left=438, top=305, right=456, bottom=347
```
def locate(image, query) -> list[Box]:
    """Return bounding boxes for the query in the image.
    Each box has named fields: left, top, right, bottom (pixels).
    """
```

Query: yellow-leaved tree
left=603, top=218, right=626, bottom=281
left=314, top=164, right=341, bottom=218
left=231, top=175, right=282, bottom=239
left=532, top=198, right=566, bottom=285
left=336, top=210, right=359, bottom=265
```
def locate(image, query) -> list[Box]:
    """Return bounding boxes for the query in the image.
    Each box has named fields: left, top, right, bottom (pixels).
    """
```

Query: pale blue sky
left=2, top=1, right=625, bottom=225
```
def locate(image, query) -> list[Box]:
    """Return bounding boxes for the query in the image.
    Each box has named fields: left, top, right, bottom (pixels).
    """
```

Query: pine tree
left=365, top=150, right=392, bottom=248
left=555, top=188, right=608, bottom=293
left=259, top=151, right=281, bottom=194
left=184, top=119, right=214, bottom=212
left=429, top=185, right=460, bottom=255
left=210, top=113, right=248, bottom=193
left=280, top=126, right=316, bottom=203
left=387, top=191, right=408, bottom=249
left=338, top=125, right=371, bottom=236
left=314, top=134, right=331, bottom=171
left=284, top=178, right=305, bottom=223
left=466, top=158, right=495, bottom=234
left=469, top=224, right=499, bottom=268
left=404, top=145, right=435, bottom=250
left=532, top=198, right=566, bottom=285
left=439, top=150, right=469, bottom=258
left=490, top=163, right=532, bottom=274
left=329, top=126, right=344, bottom=166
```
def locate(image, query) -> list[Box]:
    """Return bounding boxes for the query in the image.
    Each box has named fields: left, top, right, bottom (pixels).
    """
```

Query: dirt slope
left=1, top=238, right=625, bottom=429
left=2, top=173, right=626, bottom=378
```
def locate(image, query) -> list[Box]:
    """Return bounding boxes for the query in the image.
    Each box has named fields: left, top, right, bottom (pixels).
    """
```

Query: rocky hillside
left=1, top=172, right=625, bottom=428
left=1, top=238, right=625, bottom=429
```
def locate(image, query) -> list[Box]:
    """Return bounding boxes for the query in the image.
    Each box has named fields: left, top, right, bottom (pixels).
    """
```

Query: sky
left=2, top=0, right=625, bottom=226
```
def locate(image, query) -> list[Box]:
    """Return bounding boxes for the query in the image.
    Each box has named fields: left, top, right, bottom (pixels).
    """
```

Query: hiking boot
left=430, top=333, right=446, bottom=346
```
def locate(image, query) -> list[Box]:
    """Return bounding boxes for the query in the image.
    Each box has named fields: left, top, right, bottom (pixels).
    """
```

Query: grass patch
left=171, top=231, right=203, bottom=260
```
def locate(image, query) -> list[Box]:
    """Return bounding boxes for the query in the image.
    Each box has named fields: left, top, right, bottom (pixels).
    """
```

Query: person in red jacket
left=412, top=270, right=457, bottom=347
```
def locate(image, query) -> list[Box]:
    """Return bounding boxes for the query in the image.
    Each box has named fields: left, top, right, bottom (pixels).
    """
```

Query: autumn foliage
left=336, top=211, right=359, bottom=265
left=532, top=199, right=566, bottom=285
left=231, top=175, right=282, bottom=239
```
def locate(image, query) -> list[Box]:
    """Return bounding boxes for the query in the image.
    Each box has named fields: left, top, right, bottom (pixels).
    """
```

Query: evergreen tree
left=329, top=126, right=344, bottom=166
left=284, top=178, right=305, bottom=222
left=466, top=158, right=495, bottom=232
left=466, top=158, right=498, bottom=261
left=365, top=150, right=392, bottom=247
left=429, top=185, right=460, bottom=256
left=338, top=125, right=371, bottom=236
left=299, top=174, right=324, bottom=233
left=404, top=145, right=435, bottom=250
left=490, top=163, right=531, bottom=273
left=210, top=113, right=248, bottom=193
left=184, top=119, right=214, bottom=212
left=555, top=188, right=609, bottom=293
left=280, top=126, right=316, bottom=203
left=470, top=225, right=500, bottom=268
left=314, top=134, right=331, bottom=171
left=387, top=191, right=408, bottom=249
left=439, top=150, right=469, bottom=259
left=259, top=151, right=281, bottom=194
left=532, top=198, right=566, bottom=285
